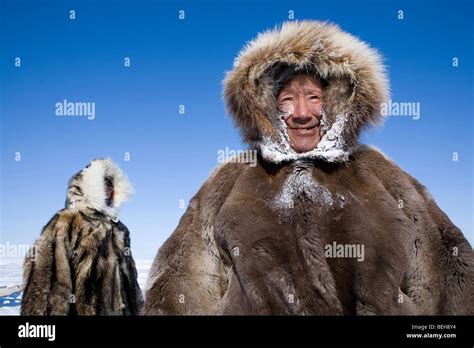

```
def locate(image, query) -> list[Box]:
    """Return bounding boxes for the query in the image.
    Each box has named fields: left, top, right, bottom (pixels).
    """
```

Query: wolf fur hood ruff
left=143, top=21, right=474, bottom=315
left=21, top=158, right=143, bottom=315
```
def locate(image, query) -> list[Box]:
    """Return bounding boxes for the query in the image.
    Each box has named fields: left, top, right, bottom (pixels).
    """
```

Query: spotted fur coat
left=21, top=158, right=143, bottom=315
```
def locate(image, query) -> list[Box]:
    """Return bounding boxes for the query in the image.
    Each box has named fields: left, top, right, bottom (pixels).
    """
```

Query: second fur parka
left=21, top=158, right=143, bottom=315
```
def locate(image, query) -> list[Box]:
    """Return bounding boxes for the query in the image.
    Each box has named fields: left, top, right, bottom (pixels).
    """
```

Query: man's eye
left=280, top=97, right=293, bottom=102
left=310, top=95, right=321, bottom=100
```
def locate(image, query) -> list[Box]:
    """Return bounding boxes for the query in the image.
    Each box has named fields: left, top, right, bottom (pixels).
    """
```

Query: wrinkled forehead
left=271, top=63, right=327, bottom=97
left=277, top=74, right=324, bottom=96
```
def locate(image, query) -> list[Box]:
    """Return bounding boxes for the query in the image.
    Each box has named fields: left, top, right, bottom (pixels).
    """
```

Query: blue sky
left=1, top=0, right=472, bottom=258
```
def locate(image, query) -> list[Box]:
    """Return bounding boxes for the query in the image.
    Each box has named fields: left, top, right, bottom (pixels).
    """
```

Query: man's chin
left=288, top=136, right=320, bottom=153
left=290, top=142, right=320, bottom=153
left=287, top=128, right=321, bottom=153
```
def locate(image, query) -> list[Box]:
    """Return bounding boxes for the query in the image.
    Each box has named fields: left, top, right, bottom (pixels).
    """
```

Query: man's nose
left=292, top=100, right=312, bottom=125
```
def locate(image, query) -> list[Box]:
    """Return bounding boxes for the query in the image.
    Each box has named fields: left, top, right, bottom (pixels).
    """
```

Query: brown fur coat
left=143, top=21, right=474, bottom=315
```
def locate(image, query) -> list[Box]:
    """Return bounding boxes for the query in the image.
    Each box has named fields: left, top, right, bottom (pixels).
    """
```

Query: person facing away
left=21, top=158, right=143, bottom=315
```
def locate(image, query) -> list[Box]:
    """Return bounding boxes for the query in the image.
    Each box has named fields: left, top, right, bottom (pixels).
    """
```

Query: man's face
left=276, top=74, right=324, bottom=153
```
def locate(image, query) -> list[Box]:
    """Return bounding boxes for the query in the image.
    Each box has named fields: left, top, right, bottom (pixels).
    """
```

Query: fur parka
left=21, top=158, right=143, bottom=315
left=143, top=21, right=474, bottom=315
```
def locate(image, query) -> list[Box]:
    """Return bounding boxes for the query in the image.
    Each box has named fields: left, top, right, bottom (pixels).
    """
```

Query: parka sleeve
left=142, top=197, right=228, bottom=315
left=414, top=181, right=474, bottom=314
left=366, top=147, right=474, bottom=314
left=119, top=221, right=145, bottom=315
left=21, top=213, right=73, bottom=315
left=142, top=162, right=243, bottom=315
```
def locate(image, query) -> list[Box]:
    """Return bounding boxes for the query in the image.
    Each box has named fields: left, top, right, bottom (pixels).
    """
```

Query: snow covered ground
left=0, top=258, right=23, bottom=315
left=0, top=258, right=153, bottom=316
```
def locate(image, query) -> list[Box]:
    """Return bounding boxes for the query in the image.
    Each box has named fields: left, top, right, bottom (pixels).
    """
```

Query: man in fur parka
left=21, top=158, right=143, bottom=315
left=143, top=21, right=474, bottom=315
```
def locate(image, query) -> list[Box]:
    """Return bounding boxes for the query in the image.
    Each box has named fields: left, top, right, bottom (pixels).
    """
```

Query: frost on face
left=259, top=109, right=350, bottom=164
left=271, top=164, right=334, bottom=213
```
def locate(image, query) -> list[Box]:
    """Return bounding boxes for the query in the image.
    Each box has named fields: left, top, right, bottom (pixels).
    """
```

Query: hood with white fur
left=223, top=20, right=389, bottom=163
left=66, top=158, right=132, bottom=220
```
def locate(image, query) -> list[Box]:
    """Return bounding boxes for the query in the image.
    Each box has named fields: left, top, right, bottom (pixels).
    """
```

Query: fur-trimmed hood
left=224, top=20, right=389, bottom=163
left=66, top=158, right=132, bottom=221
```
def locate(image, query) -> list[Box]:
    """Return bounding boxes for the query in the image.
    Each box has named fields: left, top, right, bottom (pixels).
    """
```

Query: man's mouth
left=288, top=124, right=319, bottom=136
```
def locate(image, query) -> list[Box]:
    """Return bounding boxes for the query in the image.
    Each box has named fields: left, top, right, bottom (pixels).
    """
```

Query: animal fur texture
left=143, top=21, right=474, bottom=315
left=21, top=158, right=143, bottom=315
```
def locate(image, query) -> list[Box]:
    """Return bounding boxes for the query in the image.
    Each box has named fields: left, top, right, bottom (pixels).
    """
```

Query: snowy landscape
left=0, top=258, right=152, bottom=315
